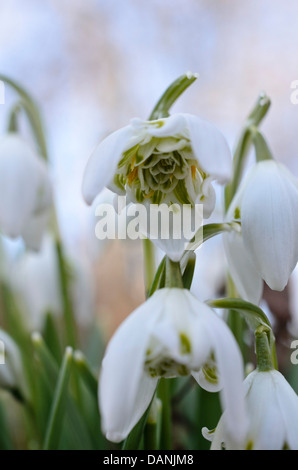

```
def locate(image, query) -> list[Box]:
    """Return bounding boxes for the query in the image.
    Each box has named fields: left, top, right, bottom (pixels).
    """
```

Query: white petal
left=98, top=295, right=160, bottom=442
left=150, top=237, right=187, bottom=262
left=21, top=210, right=50, bottom=251
left=0, top=134, right=43, bottom=237
left=273, top=370, right=298, bottom=449
left=223, top=230, right=263, bottom=304
left=82, top=125, right=135, bottom=205
left=199, top=176, right=216, bottom=219
left=203, top=311, right=247, bottom=442
left=241, top=161, right=298, bottom=291
left=137, top=114, right=187, bottom=138
left=183, top=114, right=232, bottom=183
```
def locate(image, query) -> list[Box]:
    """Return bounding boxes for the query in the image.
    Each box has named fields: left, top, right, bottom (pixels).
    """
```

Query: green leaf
left=224, top=93, right=271, bottom=211
left=182, top=252, right=196, bottom=289
left=122, top=396, right=155, bottom=450
left=147, top=256, right=166, bottom=298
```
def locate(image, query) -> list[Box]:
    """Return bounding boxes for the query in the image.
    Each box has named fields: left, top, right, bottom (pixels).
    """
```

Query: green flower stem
left=255, top=326, right=274, bottom=372
left=0, top=75, right=48, bottom=161
left=224, top=93, right=271, bottom=211
left=157, top=378, right=172, bottom=450
left=250, top=128, right=274, bottom=162
left=122, top=400, right=153, bottom=450
left=149, top=72, right=198, bottom=121
left=225, top=274, right=246, bottom=357
left=165, top=257, right=183, bottom=289
left=143, top=238, right=156, bottom=297
left=42, top=347, right=73, bottom=450
left=55, top=239, right=77, bottom=349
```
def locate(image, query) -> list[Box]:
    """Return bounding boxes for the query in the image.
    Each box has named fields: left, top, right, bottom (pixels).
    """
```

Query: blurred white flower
left=0, top=328, right=28, bottom=399
left=82, top=113, right=232, bottom=261
left=224, top=160, right=298, bottom=303
left=99, top=287, right=246, bottom=443
left=8, top=235, right=95, bottom=332
left=0, top=133, right=52, bottom=250
left=204, top=369, right=298, bottom=450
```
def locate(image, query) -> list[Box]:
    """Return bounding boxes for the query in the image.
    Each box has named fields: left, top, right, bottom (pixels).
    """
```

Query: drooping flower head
left=0, top=133, right=52, bottom=250
left=224, top=159, right=298, bottom=303
left=204, top=369, right=298, bottom=450
left=98, top=287, right=247, bottom=444
left=82, top=113, right=232, bottom=216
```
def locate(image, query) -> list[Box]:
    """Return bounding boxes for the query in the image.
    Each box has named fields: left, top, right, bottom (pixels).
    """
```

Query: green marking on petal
left=118, top=144, right=139, bottom=168
left=174, top=179, right=192, bottom=205
left=202, top=363, right=218, bottom=385
left=179, top=333, right=192, bottom=355
left=234, top=206, right=241, bottom=220
left=246, top=440, right=254, bottom=450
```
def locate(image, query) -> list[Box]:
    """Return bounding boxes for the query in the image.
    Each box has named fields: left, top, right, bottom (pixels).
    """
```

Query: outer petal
left=0, top=134, right=42, bottom=237
left=223, top=230, right=263, bottom=304
left=21, top=210, right=50, bottom=251
left=99, top=296, right=160, bottom=442
left=82, top=125, right=135, bottom=205
left=273, top=370, right=298, bottom=449
left=131, top=114, right=187, bottom=139
left=183, top=114, right=232, bottom=184
left=198, top=310, right=248, bottom=443
left=241, top=161, right=298, bottom=291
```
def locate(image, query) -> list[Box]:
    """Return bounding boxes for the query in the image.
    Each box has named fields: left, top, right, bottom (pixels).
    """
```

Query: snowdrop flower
left=0, top=328, right=28, bottom=400
left=8, top=235, right=95, bottom=332
left=0, top=134, right=52, bottom=250
left=205, top=369, right=298, bottom=450
left=82, top=114, right=232, bottom=260
left=224, top=160, right=298, bottom=303
left=99, top=287, right=246, bottom=443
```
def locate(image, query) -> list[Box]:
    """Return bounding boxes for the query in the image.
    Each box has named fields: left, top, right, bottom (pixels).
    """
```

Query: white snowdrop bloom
left=224, top=160, right=298, bottom=303
left=0, top=134, right=52, bottom=250
left=98, top=287, right=246, bottom=444
left=8, top=235, right=95, bottom=332
left=82, top=113, right=232, bottom=261
left=205, top=369, right=298, bottom=450
left=0, top=328, right=28, bottom=399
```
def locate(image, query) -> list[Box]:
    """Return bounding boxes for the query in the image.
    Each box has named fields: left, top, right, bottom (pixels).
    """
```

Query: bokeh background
left=1, top=0, right=298, bottom=362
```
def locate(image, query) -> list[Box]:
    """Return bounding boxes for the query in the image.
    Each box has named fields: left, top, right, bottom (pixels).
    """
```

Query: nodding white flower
left=98, top=287, right=246, bottom=443
left=0, top=328, right=28, bottom=400
left=205, top=369, right=298, bottom=450
left=0, top=134, right=52, bottom=250
left=224, top=160, right=298, bottom=303
left=8, top=235, right=95, bottom=332
left=82, top=114, right=232, bottom=260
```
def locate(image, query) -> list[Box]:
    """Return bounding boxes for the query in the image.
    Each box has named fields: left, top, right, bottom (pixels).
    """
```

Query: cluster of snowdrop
left=82, top=73, right=298, bottom=450
left=1, top=73, right=298, bottom=450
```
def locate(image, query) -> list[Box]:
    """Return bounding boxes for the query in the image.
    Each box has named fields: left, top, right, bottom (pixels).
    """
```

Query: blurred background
left=1, top=0, right=298, bottom=365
